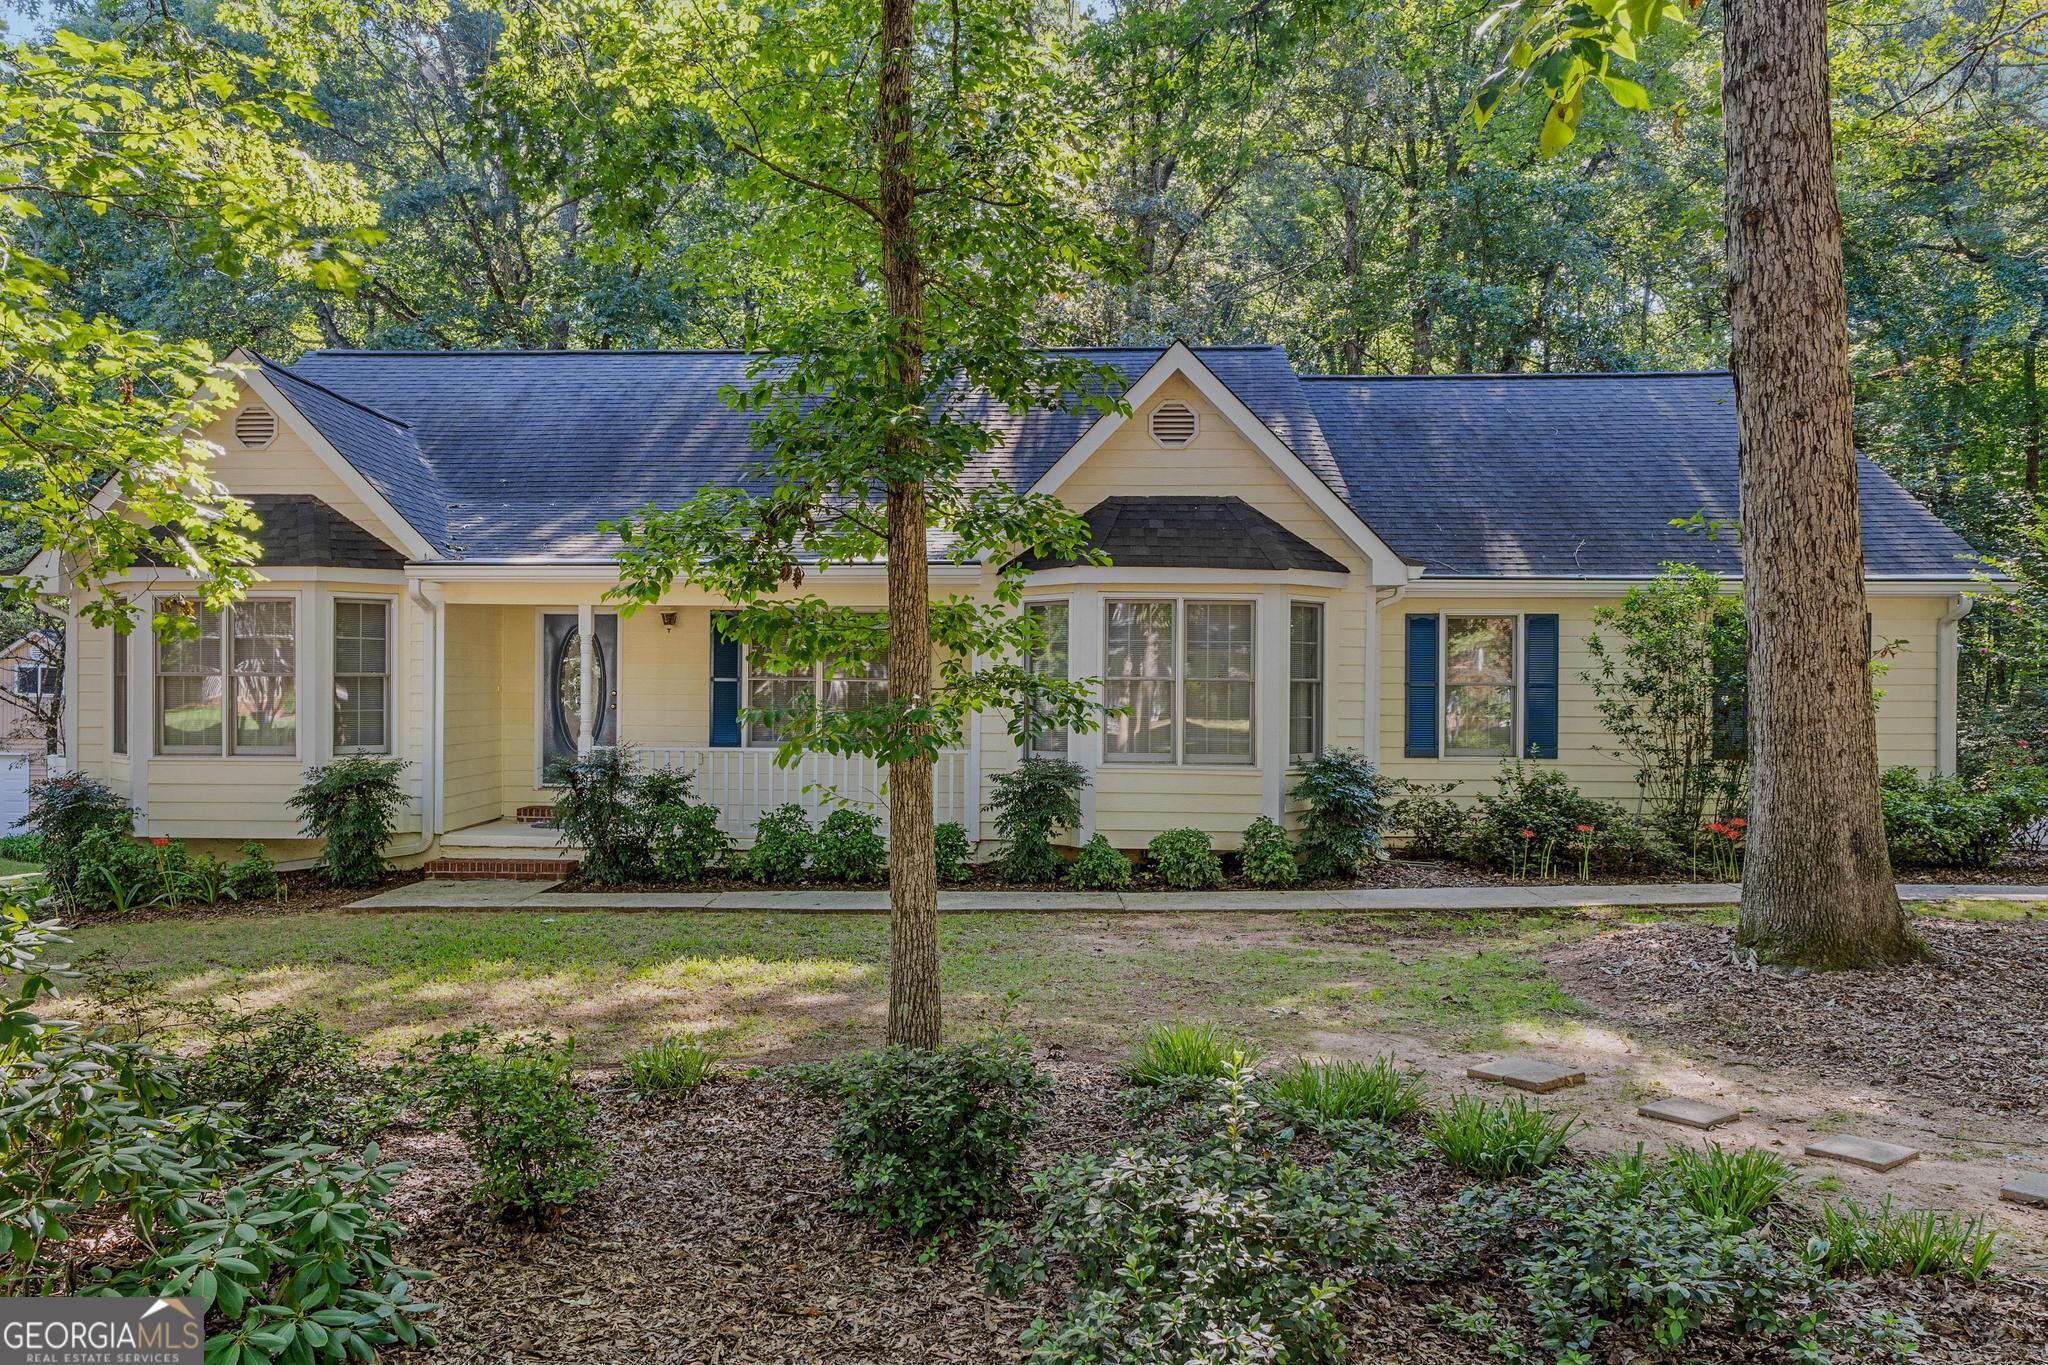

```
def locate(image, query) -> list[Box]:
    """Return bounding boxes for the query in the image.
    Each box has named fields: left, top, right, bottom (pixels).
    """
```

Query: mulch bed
left=46, top=869, right=425, bottom=924
left=1551, top=916, right=2048, bottom=1118
left=383, top=1060, right=2048, bottom=1363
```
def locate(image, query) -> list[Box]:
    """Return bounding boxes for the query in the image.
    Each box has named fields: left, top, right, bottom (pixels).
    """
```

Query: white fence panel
left=632, top=747, right=970, bottom=843
left=0, top=753, right=29, bottom=834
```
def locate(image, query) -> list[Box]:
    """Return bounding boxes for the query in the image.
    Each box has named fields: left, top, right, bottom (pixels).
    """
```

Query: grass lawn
left=62, top=907, right=1604, bottom=1062
left=0, top=859, right=39, bottom=878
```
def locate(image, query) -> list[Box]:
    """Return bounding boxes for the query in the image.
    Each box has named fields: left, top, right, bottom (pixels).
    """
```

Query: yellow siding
left=443, top=605, right=505, bottom=829
left=1092, top=767, right=1267, bottom=847
left=195, top=395, right=412, bottom=557
left=1376, top=593, right=1952, bottom=809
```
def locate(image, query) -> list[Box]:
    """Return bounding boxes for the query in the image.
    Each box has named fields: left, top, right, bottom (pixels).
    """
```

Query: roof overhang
left=1028, top=341, right=1417, bottom=585
left=1402, top=574, right=1993, bottom=598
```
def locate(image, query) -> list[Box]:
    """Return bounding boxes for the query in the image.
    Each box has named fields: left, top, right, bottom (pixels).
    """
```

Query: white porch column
left=1258, top=587, right=1291, bottom=819
left=576, top=602, right=595, bottom=756
left=1936, top=593, right=1972, bottom=776
left=1067, top=588, right=1104, bottom=842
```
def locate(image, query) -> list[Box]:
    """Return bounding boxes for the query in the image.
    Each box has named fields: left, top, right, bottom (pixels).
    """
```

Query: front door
left=541, top=612, right=618, bottom=778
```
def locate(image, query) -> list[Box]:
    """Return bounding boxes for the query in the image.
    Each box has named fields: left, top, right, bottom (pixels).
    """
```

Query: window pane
left=1446, top=684, right=1515, bottom=755
left=1185, top=680, right=1253, bottom=760
left=1024, top=603, right=1069, bottom=756
left=823, top=647, right=887, bottom=715
left=1446, top=616, right=1515, bottom=685
left=1184, top=603, right=1253, bottom=763
left=156, top=604, right=222, bottom=676
left=1104, top=679, right=1174, bottom=759
left=159, top=674, right=223, bottom=751
left=1104, top=601, right=1174, bottom=760
left=336, top=676, right=388, bottom=751
left=335, top=600, right=389, bottom=676
left=232, top=600, right=296, bottom=674
left=112, top=627, right=128, bottom=756
left=746, top=665, right=813, bottom=747
left=235, top=675, right=298, bottom=752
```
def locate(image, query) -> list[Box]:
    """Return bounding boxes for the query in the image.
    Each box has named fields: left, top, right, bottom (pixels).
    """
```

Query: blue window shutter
left=1524, top=614, right=1559, bottom=760
left=1404, top=614, right=1439, bottom=758
left=710, top=613, right=741, bottom=747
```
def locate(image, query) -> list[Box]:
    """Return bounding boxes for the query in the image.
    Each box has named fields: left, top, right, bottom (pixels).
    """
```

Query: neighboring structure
left=0, top=630, right=60, bottom=779
left=27, top=343, right=1980, bottom=866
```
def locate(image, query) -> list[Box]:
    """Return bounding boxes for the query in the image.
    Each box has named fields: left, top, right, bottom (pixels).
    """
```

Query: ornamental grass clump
left=1668, top=1142, right=1794, bottom=1227
left=1814, top=1198, right=1999, bottom=1281
left=1425, top=1095, right=1576, bottom=1177
left=624, top=1034, right=720, bottom=1096
left=1265, top=1055, right=1426, bottom=1128
left=1124, top=1021, right=1258, bottom=1086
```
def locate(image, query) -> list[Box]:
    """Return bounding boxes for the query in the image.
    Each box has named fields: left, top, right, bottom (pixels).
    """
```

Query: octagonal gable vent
left=234, top=406, right=278, bottom=448
left=1148, top=400, right=1198, bottom=448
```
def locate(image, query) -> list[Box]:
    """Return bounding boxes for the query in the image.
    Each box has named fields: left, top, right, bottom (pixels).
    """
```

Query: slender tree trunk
left=879, top=0, right=940, bottom=1048
left=2024, top=331, right=2041, bottom=498
left=1724, top=0, right=1921, bottom=966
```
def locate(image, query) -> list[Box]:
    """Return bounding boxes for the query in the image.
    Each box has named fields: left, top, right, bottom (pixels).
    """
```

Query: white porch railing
left=628, top=746, right=976, bottom=842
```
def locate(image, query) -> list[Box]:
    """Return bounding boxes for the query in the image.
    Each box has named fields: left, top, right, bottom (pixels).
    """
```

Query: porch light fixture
left=660, top=609, right=678, bottom=632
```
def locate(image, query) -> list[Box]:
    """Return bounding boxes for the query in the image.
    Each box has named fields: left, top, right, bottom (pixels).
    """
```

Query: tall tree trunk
left=2024, top=331, right=2042, bottom=498
left=879, top=0, right=940, bottom=1048
left=1724, top=0, right=1921, bottom=967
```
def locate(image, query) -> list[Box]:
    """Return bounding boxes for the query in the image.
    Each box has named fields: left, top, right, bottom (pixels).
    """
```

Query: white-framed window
left=1288, top=602, right=1323, bottom=764
left=155, top=597, right=298, bottom=756
left=1443, top=614, right=1517, bottom=758
left=112, top=624, right=128, bottom=756
left=11, top=663, right=55, bottom=698
left=334, top=598, right=392, bottom=754
left=1022, top=601, right=1069, bottom=757
left=1103, top=598, right=1255, bottom=766
left=741, top=619, right=888, bottom=748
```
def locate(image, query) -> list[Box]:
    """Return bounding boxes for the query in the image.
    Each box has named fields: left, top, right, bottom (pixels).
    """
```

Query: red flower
left=1707, top=821, right=1727, bottom=836
left=1575, top=823, right=1594, bottom=834
left=1520, top=829, right=1535, bottom=839
left=2019, top=741, right=2031, bottom=750
left=152, top=837, right=171, bottom=847
left=1728, top=817, right=1746, bottom=829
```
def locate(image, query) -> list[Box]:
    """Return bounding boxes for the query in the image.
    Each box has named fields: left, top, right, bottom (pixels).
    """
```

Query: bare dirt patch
left=383, top=1059, right=2048, bottom=1363
left=1550, top=917, right=2048, bottom=1120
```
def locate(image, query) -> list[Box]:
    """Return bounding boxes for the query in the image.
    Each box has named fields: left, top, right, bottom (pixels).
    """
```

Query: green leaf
left=1600, top=74, right=1651, bottom=110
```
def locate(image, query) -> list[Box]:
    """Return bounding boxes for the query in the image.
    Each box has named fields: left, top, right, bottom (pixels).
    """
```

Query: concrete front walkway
left=346, top=879, right=2048, bottom=913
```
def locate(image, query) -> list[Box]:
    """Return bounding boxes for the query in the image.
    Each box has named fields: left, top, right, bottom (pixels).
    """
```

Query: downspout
left=1935, top=593, right=1972, bottom=777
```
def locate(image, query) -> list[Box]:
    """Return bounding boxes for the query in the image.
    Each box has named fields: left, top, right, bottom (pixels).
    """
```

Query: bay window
left=1104, top=598, right=1255, bottom=765
left=156, top=597, right=298, bottom=756
left=334, top=599, right=391, bottom=754
left=1444, top=614, right=1516, bottom=756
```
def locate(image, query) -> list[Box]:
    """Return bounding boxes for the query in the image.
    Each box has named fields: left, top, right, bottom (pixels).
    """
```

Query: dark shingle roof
left=1301, top=372, right=1980, bottom=579
left=1013, top=496, right=1349, bottom=573
left=244, top=494, right=408, bottom=570
left=269, top=349, right=1978, bottom=580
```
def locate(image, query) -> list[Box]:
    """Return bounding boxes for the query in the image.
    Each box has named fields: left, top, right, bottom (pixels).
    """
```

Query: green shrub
left=1238, top=815, right=1299, bottom=886
left=1450, top=1160, right=1918, bottom=1362
left=1425, top=1095, right=1576, bottom=1176
left=1814, top=1197, right=2000, bottom=1281
left=1066, top=832, right=1131, bottom=889
left=547, top=746, right=658, bottom=884
left=1291, top=748, right=1395, bottom=879
left=406, top=1029, right=605, bottom=1221
left=1147, top=827, right=1222, bottom=888
left=186, top=1008, right=391, bottom=1147
left=790, top=1037, right=1046, bottom=1239
left=748, top=803, right=813, bottom=882
left=1391, top=780, right=1469, bottom=859
left=1265, top=1055, right=1425, bottom=1127
left=289, top=755, right=410, bottom=888
left=812, top=807, right=887, bottom=883
left=624, top=1035, right=719, bottom=1096
left=649, top=801, right=733, bottom=883
left=72, top=828, right=165, bottom=912
left=982, top=1060, right=1400, bottom=1362
left=933, top=821, right=972, bottom=883
left=22, top=773, right=134, bottom=901
left=1668, top=1142, right=1794, bottom=1227
left=1879, top=758, right=2048, bottom=868
left=0, top=912, right=436, bottom=1357
left=988, top=756, right=1087, bottom=882
left=1459, top=761, right=1672, bottom=877
left=0, top=833, right=41, bottom=864
left=224, top=841, right=282, bottom=901
left=1125, top=1021, right=1257, bottom=1085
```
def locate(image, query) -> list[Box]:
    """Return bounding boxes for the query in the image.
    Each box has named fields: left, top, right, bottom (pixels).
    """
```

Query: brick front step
left=426, top=857, right=578, bottom=881
left=514, top=804, right=555, bottom=824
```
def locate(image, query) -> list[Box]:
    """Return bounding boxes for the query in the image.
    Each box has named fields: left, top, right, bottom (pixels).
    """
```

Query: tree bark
left=2023, top=331, right=2041, bottom=498
left=1723, top=0, right=1922, bottom=967
left=879, top=0, right=941, bottom=1048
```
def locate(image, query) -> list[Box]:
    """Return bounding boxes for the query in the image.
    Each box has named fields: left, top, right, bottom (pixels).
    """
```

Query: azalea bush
left=1882, top=743, right=2048, bottom=867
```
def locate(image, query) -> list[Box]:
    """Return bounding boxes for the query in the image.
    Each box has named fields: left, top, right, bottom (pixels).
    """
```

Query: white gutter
left=406, top=561, right=985, bottom=584
left=1936, top=593, right=1973, bottom=776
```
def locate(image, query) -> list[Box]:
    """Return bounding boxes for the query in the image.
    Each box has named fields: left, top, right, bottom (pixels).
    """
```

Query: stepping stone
left=1804, top=1134, right=1919, bottom=1172
left=2001, top=1174, right=2048, bottom=1208
left=1639, top=1098, right=1741, bottom=1131
left=1466, top=1057, right=1585, bottom=1094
